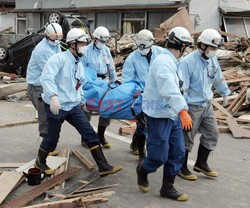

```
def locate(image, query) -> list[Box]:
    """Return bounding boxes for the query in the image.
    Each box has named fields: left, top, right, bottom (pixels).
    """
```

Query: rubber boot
left=130, top=133, right=139, bottom=155
left=34, top=148, right=54, bottom=175
left=178, top=150, right=197, bottom=180
left=136, top=163, right=150, bottom=193
left=48, top=150, right=59, bottom=156
left=193, top=144, right=218, bottom=177
left=160, top=175, right=188, bottom=201
left=97, top=125, right=111, bottom=148
left=137, top=135, right=146, bottom=162
left=90, top=145, right=122, bottom=177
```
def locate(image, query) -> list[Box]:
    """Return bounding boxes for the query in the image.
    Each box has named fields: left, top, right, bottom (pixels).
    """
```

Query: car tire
left=48, top=11, right=64, bottom=25
left=0, top=46, right=8, bottom=61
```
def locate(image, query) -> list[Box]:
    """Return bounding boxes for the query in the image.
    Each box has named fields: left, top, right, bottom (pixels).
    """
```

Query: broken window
left=122, top=12, right=145, bottom=34
left=16, top=14, right=26, bottom=34
left=96, top=13, right=119, bottom=32
left=223, top=16, right=250, bottom=39
left=147, top=11, right=176, bottom=31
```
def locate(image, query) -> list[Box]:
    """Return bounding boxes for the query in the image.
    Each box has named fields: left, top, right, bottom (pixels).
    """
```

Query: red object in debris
left=8, top=73, right=17, bottom=80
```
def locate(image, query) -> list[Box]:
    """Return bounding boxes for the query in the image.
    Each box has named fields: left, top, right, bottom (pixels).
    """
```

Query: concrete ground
left=0, top=99, right=250, bottom=208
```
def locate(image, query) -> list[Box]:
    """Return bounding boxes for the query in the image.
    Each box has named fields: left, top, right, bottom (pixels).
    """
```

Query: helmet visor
left=212, top=38, right=223, bottom=47
left=48, top=33, right=63, bottom=41
left=136, top=43, right=151, bottom=50
left=98, top=35, right=110, bottom=43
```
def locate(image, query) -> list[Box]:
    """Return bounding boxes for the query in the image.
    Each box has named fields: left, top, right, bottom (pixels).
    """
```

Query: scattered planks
left=0, top=82, right=27, bottom=98
left=47, top=171, right=100, bottom=202
left=52, top=148, right=70, bottom=190
left=22, top=191, right=115, bottom=208
left=0, top=172, right=23, bottom=205
left=0, top=120, right=38, bottom=129
left=0, top=163, right=24, bottom=168
left=1, top=167, right=81, bottom=208
left=72, top=150, right=95, bottom=172
left=226, top=118, right=250, bottom=139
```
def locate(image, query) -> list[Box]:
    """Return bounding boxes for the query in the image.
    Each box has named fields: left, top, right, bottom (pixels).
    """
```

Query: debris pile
left=0, top=148, right=118, bottom=207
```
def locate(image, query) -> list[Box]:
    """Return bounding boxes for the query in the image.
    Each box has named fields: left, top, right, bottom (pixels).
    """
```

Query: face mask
left=139, top=48, right=150, bottom=56
left=95, top=41, right=105, bottom=50
left=78, top=46, right=87, bottom=57
left=206, top=50, right=217, bottom=59
left=48, top=39, right=60, bottom=47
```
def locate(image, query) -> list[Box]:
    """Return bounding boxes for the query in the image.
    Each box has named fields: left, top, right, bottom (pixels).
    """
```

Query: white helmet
left=135, top=29, right=155, bottom=49
left=93, top=26, right=110, bottom=42
left=66, top=28, right=90, bottom=44
left=45, top=23, right=63, bottom=40
left=198, top=29, right=223, bottom=48
left=167, top=26, right=193, bottom=46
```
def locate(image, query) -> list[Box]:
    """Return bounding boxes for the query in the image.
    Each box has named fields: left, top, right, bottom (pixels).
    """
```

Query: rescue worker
left=35, top=28, right=122, bottom=176
left=81, top=26, right=120, bottom=148
left=122, top=29, right=164, bottom=161
left=178, top=29, right=230, bottom=180
left=26, top=23, right=62, bottom=139
left=136, top=27, right=193, bottom=202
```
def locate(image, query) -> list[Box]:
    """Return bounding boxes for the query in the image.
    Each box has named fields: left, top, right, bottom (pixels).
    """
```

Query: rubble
left=0, top=150, right=118, bottom=208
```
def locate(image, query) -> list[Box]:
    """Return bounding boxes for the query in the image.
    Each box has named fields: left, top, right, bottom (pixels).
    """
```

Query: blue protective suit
left=41, top=49, right=85, bottom=111
left=178, top=49, right=230, bottom=106
left=27, top=38, right=61, bottom=86
left=82, top=42, right=117, bottom=83
left=122, top=45, right=164, bottom=85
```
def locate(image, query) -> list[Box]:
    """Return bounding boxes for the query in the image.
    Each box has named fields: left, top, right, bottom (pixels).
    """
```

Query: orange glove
left=179, top=109, right=193, bottom=131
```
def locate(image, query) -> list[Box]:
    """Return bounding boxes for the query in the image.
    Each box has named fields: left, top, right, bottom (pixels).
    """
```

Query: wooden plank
left=15, top=156, right=67, bottom=173
left=227, top=86, right=247, bottom=111
left=0, top=172, right=23, bottom=205
left=22, top=191, right=115, bottom=208
left=211, top=100, right=233, bottom=118
left=72, top=183, right=119, bottom=195
left=48, top=171, right=99, bottom=201
left=0, top=83, right=27, bottom=98
left=72, top=150, right=95, bottom=172
left=226, top=77, right=250, bottom=84
left=0, top=163, right=24, bottom=168
left=119, top=122, right=136, bottom=135
left=231, top=94, right=246, bottom=114
left=53, top=148, right=70, bottom=190
left=226, top=118, right=250, bottom=139
left=1, top=167, right=81, bottom=208
left=213, top=94, right=238, bottom=102
left=218, top=125, right=230, bottom=133
left=0, top=120, right=38, bottom=129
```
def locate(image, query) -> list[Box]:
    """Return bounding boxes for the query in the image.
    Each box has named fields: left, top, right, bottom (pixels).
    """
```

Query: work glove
left=222, top=96, right=229, bottom=107
left=179, top=109, right=193, bottom=131
left=50, top=95, right=61, bottom=115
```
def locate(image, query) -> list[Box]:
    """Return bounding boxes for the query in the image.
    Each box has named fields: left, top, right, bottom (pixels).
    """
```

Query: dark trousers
left=142, top=116, right=185, bottom=176
left=134, top=122, right=147, bottom=137
left=40, top=103, right=99, bottom=152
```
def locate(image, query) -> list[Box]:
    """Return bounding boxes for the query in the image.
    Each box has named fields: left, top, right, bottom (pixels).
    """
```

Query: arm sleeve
left=213, top=64, right=231, bottom=97
left=155, top=60, right=188, bottom=114
left=178, top=61, right=191, bottom=99
left=121, top=55, right=136, bottom=82
left=40, top=55, right=62, bottom=98
left=107, top=50, right=117, bottom=83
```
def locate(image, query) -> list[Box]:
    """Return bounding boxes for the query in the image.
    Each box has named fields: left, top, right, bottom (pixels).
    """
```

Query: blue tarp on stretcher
left=83, top=66, right=143, bottom=119
left=99, top=81, right=143, bottom=120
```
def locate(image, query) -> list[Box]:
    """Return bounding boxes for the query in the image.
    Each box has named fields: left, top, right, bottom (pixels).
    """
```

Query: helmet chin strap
left=69, top=42, right=82, bottom=58
left=201, top=45, right=209, bottom=60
